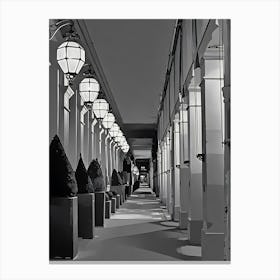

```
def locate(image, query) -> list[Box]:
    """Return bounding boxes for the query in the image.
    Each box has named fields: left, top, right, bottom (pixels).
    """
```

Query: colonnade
left=157, top=19, right=230, bottom=260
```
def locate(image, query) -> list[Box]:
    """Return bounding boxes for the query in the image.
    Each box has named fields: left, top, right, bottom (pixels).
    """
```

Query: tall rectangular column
left=187, top=73, right=203, bottom=244
left=69, top=89, right=78, bottom=168
left=179, top=103, right=189, bottom=229
left=201, top=46, right=225, bottom=260
left=173, top=117, right=181, bottom=221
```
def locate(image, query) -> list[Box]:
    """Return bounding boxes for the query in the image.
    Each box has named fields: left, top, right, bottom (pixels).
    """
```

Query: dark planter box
left=50, top=196, right=78, bottom=259
left=115, top=194, right=120, bottom=208
left=110, top=197, right=116, bottom=213
left=105, top=200, right=111, bottom=219
left=77, top=193, right=95, bottom=239
left=94, top=192, right=105, bottom=227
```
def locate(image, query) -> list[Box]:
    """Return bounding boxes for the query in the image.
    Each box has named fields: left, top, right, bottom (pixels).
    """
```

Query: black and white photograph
left=49, top=19, right=231, bottom=262
left=1, top=0, right=280, bottom=279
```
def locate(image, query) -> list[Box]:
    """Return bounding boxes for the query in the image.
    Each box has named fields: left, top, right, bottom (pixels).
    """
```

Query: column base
left=188, top=219, right=203, bottom=245
left=201, top=228, right=225, bottom=260
left=179, top=211, right=188, bottom=229
left=173, top=206, right=180, bottom=222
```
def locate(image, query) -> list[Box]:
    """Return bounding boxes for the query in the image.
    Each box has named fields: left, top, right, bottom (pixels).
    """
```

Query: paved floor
left=74, top=186, right=202, bottom=261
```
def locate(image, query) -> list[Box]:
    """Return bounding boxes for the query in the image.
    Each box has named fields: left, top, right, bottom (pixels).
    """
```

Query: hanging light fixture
left=102, top=112, right=115, bottom=130
left=109, top=123, right=120, bottom=138
left=56, top=27, right=85, bottom=83
left=79, top=67, right=99, bottom=109
left=92, top=98, right=109, bottom=120
left=115, top=130, right=124, bottom=144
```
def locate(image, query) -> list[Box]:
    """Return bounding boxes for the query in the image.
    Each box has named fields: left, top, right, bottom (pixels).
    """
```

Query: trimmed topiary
left=111, top=169, right=121, bottom=186
left=87, top=159, right=105, bottom=192
left=75, top=154, right=94, bottom=193
left=49, top=135, right=77, bottom=197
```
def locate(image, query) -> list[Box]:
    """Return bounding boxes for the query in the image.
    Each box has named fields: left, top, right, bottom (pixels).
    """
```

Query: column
left=108, top=138, right=113, bottom=180
left=222, top=19, right=231, bottom=261
left=104, top=132, right=110, bottom=187
left=149, top=159, right=154, bottom=190
left=173, top=116, right=181, bottom=221
left=187, top=69, right=203, bottom=244
left=84, top=111, right=90, bottom=167
left=90, top=117, right=97, bottom=163
left=179, top=102, right=189, bottom=229
left=100, top=128, right=106, bottom=179
left=200, top=44, right=225, bottom=260
left=158, top=144, right=163, bottom=202
left=69, top=88, right=78, bottom=168
left=162, top=140, right=167, bottom=205
left=80, top=106, right=88, bottom=165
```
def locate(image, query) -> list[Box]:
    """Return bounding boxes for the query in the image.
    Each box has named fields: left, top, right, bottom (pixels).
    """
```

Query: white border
left=0, top=0, right=280, bottom=279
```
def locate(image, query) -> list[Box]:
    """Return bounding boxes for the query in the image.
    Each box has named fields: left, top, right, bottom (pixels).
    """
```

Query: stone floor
left=74, top=185, right=202, bottom=262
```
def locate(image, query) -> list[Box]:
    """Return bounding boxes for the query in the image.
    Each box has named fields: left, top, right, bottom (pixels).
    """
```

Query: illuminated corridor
left=75, top=185, right=201, bottom=261
left=49, top=19, right=231, bottom=262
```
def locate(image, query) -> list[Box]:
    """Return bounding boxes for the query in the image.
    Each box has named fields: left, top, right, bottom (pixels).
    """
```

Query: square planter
left=115, top=194, right=120, bottom=208
left=77, top=193, right=95, bottom=239
left=105, top=200, right=111, bottom=219
left=50, top=196, right=78, bottom=259
left=110, top=197, right=116, bottom=213
left=94, top=192, right=105, bottom=227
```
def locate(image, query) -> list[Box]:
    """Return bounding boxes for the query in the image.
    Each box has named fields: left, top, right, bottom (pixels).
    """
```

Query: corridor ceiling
left=84, top=19, right=175, bottom=158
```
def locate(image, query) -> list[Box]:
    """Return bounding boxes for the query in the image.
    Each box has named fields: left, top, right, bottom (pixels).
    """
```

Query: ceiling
left=84, top=19, right=175, bottom=158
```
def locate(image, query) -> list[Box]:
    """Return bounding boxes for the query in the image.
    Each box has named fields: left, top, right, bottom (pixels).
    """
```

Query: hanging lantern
left=79, top=77, right=99, bottom=109
left=102, top=112, right=115, bottom=129
left=57, top=41, right=85, bottom=81
left=115, top=131, right=123, bottom=143
left=133, top=166, right=139, bottom=174
left=92, top=99, right=109, bottom=120
left=120, top=136, right=127, bottom=147
left=109, top=123, right=120, bottom=138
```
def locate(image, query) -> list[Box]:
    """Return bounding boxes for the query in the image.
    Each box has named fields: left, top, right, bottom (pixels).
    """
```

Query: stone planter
left=115, top=194, right=121, bottom=208
left=110, top=197, right=116, bottom=213
left=77, top=193, right=95, bottom=239
left=94, top=192, right=105, bottom=227
left=50, top=196, right=78, bottom=259
left=105, top=200, right=111, bottom=219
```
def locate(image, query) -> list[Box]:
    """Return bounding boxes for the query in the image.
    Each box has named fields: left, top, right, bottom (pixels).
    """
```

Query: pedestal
left=110, top=197, right=116, bottom=213
left=115, top=194, right=120, bottom=208
left=77, top=193, right=95, bottom=239
left=105, top=200, right=111, bottom=219
left=94, top=192, right=105, bottom=227
left=50, top=196, right=78, bottom=259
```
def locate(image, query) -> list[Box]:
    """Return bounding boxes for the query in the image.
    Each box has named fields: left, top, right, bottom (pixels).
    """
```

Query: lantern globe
left=57, top=41, right=85, bottom=80
left=109, top=123, right=120, bottom=138
left=102, top=112, right=115, bottom=129
left=79, top=77, right=99, bottom=109
left=92, top=99, right=109, bottom=120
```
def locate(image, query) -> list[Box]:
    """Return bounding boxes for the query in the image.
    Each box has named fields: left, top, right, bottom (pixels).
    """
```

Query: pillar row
left=179, top=102, right=189, bottom=229
left=201, top=46, right=225, bottom=260
left=187, top=69, right=203, bottom=244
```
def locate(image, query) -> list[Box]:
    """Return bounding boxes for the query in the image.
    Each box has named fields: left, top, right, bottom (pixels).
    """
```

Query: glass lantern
left=109, top=123, right=120, bottom=138
left=79, top=77, right=99, bottom=109
left=57, top=41, right=85, bottom=81
left=92, top=99, right=109, bottom=120
left=102, top=112, right=115, bottom=129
